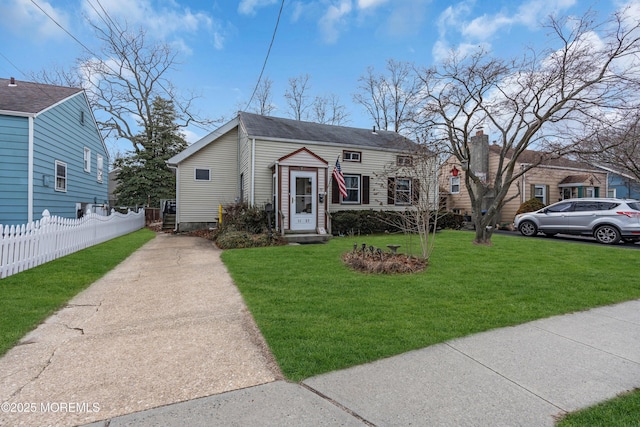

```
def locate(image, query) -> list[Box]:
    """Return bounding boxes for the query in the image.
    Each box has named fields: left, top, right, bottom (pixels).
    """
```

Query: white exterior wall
left=278, top=150, right=329, bottom=232
left=176, top=128, right=238, bottom=226
left=250, top=139, right=424, bottom=212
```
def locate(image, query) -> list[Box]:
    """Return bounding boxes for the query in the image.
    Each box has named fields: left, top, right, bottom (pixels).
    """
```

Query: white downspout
left=167, top=164, right=179, bottom=232
left=28, top=116, right=34, bottom=223
left=237, top=124, right=241, bottom=201
left=251, top=137, right=256, bottom=206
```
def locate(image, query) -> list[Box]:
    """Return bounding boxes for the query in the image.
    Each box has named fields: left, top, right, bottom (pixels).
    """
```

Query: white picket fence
left=0, top=208, right=145, bottom=279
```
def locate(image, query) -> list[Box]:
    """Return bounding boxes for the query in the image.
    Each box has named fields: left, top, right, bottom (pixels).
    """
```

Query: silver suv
left=514, top=198, right=640, bottom=244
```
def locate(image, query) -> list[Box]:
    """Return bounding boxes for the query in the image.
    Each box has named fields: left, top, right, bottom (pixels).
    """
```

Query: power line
left=29, top=0, right=95, bottom=56
left=244, top=0, right=285, bottom=112
left=28, top=0, right=216, bottom=135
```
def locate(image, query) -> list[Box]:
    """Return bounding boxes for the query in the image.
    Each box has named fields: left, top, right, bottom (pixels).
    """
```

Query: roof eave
left=248, top=135, right=415, bottom=154
left=0, top=109, right=34, bottom=118
left=167, top=116, right=240, bottom=165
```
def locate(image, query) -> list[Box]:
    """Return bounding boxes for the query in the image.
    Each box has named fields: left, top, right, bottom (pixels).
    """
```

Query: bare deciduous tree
left=284, top=74, right=311, bottom=121
left=353, top=59, right=420, bottom=134
left=577, top=112, right=640, bottom=184
left=311, top=93, right=350, bottom=125
left=415, top=8, right=640, bottom=245
left=30, top=64, right=83, bottom=88
left=37, top=17, right=215, bottom=157
left=375, top=145, right=441, bottom=260
left=250, top=76, right=276, bottom=116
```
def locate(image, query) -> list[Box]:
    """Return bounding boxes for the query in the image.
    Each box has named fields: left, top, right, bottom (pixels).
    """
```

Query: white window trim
left=534, top=184, right=546, bottom=204
left=55, top=160, right=67, bottom=192
left=395, top=177, right=412, bottom=205
left=194, top=168, right=211, bottom=181
left=83, top=147, right=91, bottom=173
left=450, top=176, right=460, bottom=194
left=97, top=154, right=104, bottom=183
left=397, top=156, right=412, bottom=167
left=342, top=174, right=361, bottom=204
left=342, top=151, right=361, bottom=162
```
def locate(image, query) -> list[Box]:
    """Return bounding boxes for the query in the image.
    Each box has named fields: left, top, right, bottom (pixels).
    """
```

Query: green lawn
left=0, top=228, right=156, bottom=356
left=557, top=389, right=640, bottom=427
left=221, top=230, right=640, bottom=382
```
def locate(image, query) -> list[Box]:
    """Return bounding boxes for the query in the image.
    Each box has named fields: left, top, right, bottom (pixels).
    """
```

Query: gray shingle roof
left=239, top=112, right=414, bottom=150
left=488, top=144, right=599, bottom=171
left=0, top=77, right=82, bottom=114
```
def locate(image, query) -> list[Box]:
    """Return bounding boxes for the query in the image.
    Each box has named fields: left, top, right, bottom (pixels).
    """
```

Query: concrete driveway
left=0, top=233, right=281, bottom=427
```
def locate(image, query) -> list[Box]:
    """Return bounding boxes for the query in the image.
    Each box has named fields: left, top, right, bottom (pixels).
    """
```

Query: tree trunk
left=472, top=211, right=495, bottom=245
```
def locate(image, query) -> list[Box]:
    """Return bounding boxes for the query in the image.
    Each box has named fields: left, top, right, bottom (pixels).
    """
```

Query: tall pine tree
left=113, top=97, right=187, bottom=207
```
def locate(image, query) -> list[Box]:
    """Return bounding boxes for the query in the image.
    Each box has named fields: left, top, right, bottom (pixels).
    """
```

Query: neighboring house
left=594, top=165, right=640, bottom=200
left=439, top=130, right=608, bottom=225
left=167, top=112, right=435, bottom=238
left=0, top=77, right=109, bottom=226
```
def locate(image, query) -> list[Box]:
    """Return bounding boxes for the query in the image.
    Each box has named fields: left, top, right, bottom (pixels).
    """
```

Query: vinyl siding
left=251, top=139, right=429, bottom=211
left=607, top=173, right=640, bottom=200
left=0, top=115, right=29, bottom=225
left=440, top=153, right=609, bottom=223
left=32, top=94, right=108, bottom=221
left=176, top=128, right=238, bottom=224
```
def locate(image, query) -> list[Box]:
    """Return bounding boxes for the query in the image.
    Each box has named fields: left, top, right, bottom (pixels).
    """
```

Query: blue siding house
left=597, top=165, right=640, bottom=200
left=0, top=77, right=108, bottom=226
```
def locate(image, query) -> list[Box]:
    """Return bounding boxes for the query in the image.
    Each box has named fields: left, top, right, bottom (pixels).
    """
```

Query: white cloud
left=357, top=0, right=388, bottom=9
left=462, top=13, right=513, bottom=40
left=432, top=39, right=489, bottom=63
left=618, top=0, right=640, bottom=31
left=238, top=0, right=279, bottom=16
left=459, top=0, right=577, bottom=41
left=1, top=0, right=70, bottom=41
left=434, top=0, right=578, bottom=62
left=81, top=0, right=224, bottom=50
left=318, top=0, right=353, bottom=44
left=437, top=2, right=474, bottom=39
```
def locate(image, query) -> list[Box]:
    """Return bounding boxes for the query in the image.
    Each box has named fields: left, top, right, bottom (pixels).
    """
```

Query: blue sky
left=0, top=0, right=628, bottom=155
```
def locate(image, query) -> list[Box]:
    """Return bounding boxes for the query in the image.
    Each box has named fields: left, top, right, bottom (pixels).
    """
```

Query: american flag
left=332, top=157, right=347, bottom=199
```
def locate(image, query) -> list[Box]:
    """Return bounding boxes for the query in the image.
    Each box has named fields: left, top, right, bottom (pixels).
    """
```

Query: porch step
left=162, top=214, right=176, bottom=230
left=284, top=233, right=331, bottom=244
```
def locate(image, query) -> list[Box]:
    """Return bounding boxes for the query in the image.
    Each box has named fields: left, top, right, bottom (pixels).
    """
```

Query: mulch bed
left=342, top=251, right=427, bottom=274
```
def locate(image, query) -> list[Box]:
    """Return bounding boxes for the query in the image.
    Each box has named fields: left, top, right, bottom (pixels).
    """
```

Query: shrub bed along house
left=213, top=203, right=285, bottom=249
left=516, top=197, right=546, bottom=215
left=330, top=210, right=464, bottom=236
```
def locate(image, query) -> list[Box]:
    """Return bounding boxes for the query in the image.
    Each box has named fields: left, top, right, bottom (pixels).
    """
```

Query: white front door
left=290, top=171, right=316, bottom=231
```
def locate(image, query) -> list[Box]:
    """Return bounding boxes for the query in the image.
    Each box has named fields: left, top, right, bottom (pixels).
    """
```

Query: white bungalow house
left=167, top=112, right=435, bottom=241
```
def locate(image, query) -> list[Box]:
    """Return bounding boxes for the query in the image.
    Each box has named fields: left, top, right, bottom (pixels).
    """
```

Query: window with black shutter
left=388, top=177, right=395, bottom=205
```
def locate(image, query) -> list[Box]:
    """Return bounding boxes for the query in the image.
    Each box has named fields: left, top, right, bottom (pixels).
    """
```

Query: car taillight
left=616, top=211, right=640, bottom=218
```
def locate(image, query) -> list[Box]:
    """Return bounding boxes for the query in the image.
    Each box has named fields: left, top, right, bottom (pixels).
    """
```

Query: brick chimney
left=469, top=127, right=489, bottom=178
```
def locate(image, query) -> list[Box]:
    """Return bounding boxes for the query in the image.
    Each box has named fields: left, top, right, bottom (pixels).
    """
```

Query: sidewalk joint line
left=300, top=382, right=377, bottom=426
left=531, top=325, right=640, bottom=366
left=444, top=342, right=567, bottom=413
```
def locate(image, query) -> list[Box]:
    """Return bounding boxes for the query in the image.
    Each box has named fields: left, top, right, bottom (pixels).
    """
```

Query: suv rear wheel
left=518, top=220, right=538, bottom=237
left=594, top=225, right=621, bottom=244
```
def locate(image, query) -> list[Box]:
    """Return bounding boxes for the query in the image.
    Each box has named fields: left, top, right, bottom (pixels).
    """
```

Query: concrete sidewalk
left=90, top=299, right=640, bottom=427
left=0, top=234, right=281, bottom=427
left=2, top=233, right=639, bottom=426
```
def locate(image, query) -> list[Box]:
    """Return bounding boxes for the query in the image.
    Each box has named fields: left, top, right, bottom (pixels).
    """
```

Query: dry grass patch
left=341, top=251, right=427, bottom=274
